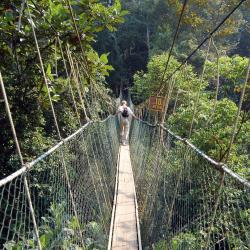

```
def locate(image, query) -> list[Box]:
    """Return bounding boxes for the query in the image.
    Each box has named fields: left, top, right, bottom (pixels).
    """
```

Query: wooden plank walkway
left=110, top=145, right=141, bottom=250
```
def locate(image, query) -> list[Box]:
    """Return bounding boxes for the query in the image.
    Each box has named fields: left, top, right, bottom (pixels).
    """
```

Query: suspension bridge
left=1, top=83, right=250, bottom=249
left=0, top=0, right=250, bottom=249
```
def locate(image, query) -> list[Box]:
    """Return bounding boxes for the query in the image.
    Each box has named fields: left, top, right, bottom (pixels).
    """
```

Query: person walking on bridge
left=117, top=100, right=136, bottom=145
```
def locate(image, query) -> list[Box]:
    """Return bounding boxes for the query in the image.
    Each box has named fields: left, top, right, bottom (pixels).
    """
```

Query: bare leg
left=120, top=122, right=125, bottom=143
left=124, top=121, right=129, bottom=143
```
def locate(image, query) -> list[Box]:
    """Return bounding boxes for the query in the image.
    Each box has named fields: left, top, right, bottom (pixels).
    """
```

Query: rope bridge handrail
left=0, top=115, right=119, bottom=249
left=130, top=118, right=250, bottom=249
left=159, top=124, right=250, bottom=189
left=0, top=122, right=92, bottom=188
left=137, top=119, right=250, bottom=188
left=0, top=115, right=117, bottom=188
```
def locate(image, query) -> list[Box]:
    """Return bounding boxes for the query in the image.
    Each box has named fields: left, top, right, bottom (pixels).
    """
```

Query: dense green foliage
left=95, top=0, right=250, bottom=91
left=125, top=0, right=250, bottom=180
left=133, top=52, right=250, bottom=179
left=1, top=0, right=249, bottom=175
left=0, top=2, right=123, bottom=248
left=125, top=2, right=250, bottom=248
left=0, top=0, right=126, bottom=177
left=0, top=0, right=250, bottom=249
left=4, top=203, right=107, bottom=249
left=130, top=117, right=250, bottom=250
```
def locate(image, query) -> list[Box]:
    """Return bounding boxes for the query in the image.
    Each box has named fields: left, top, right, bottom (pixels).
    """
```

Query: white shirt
left=118, top=105, right=134, bottom=119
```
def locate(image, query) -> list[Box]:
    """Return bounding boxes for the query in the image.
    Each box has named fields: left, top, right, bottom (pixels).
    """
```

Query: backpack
left=121, top=107, right=129, bottom=118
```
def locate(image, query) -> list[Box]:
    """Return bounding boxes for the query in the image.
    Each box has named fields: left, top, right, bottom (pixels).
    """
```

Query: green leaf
left=94, top=26, right=105, bottom=32
left=106, top=24, right=115, bottom=31
left=100, top=54, right=108, bottom=64
left=114, top=0, right=121, bottom=12
left=69, top=216, right=79, bottom=230
left=40, top=234, right=50, bottom=248
left=105, top=65, right=114, bottom=71
left=46, top=64, right=52, bottom=77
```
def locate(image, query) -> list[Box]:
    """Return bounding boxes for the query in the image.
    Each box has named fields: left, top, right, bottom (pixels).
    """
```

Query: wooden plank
left=111, top=145, right=139, bottom=250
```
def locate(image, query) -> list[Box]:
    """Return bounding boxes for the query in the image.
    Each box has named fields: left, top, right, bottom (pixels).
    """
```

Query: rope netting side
left=0, top=116, right=119, bottom=249
left=129, top=119, right=250, bottom=249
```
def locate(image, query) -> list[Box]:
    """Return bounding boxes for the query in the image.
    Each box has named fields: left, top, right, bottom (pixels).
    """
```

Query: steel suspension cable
left=162, top=0, right=248, bottom=85
left=158, top=0, right=189, bottom=92
left=140, top=1, right=247, bottom=125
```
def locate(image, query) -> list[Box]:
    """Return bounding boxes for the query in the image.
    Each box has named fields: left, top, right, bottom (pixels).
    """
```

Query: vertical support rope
left=27, top=3, right=62, bottom=139
left=161, top=60, right=189, bottom=126
left=188, top=37, right=212, bottom=138
left=18, top=0, right=27, bottom=31
left=173, top=89, right=180, bottom=114
left=0, top=72, right=42, bottom=250
left=57, top=37, right=82, bottom=125
left=66, top=44, right=89, bottom=121
left=54, top=38, right=58, bottom=77
left=26, top=4, right=85, bottom=247
left=172, top=62, right=188, bottom=115
left=224, top=58, right=250, bottom=162
left=204, top=171, right=225, bottom=249
left=205, top=59, right=250, bottom=249
left=165, top=145, right=185, bottom=231
left=64, top=0, right=89, bottom=77
left=76, top=55, right=117, bottom=118
left=161, top=76, right=176, bottom=124
left=206, top=37, right=220, bottom=126
left=74, top=61, right=92, bottom=114
left=212, top=38, right=220, bottom=114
